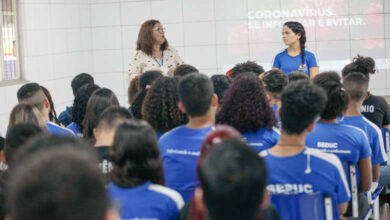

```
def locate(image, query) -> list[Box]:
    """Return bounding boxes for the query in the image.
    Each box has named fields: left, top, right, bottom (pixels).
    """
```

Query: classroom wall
left=0, top=0, right=389, bottom=135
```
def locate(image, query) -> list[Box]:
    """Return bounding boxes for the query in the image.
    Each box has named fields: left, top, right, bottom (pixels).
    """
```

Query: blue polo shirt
left=262, top=148, right=350, bottom=215
left=66, top=122, right=82, bottom=137
left=159, top=125, right=214, bottom=201
left=306, top=122, right=371, bottom=187
left=108, top=181, right=184, bottom=220
left=273, top=49, right=318, bottom=75
left=58, top=106, right=72, bottom=126
left=241, top=127, right=280, bottom=153
left=338, top=115, right=387, bottom=165
left=46, top=121, right=75, bottom=136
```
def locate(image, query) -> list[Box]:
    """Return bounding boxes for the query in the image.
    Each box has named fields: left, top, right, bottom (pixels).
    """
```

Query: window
left=0, top=0, right=20, bottom=82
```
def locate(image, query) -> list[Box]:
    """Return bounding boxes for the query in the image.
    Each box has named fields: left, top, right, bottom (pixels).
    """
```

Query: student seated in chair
left=17, top=83, right=75, bottom=136
left=261, top=80, right=351, bottom=218
left=195, top=137, right=270, bottom=220
left=307, top=72, right=372, bottom=217
left=93, top=107, right=133, bottom=183
left=158, top=73, right=217, bottom=201
left=339, top=72, right=386, bottom=186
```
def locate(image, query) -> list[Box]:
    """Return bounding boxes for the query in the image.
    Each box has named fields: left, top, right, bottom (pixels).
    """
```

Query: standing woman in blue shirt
left=273, top=21, right=319, bottom=79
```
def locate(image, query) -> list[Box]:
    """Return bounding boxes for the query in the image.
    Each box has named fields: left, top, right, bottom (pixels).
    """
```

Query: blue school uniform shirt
left=159, top=125, right=214, bottom=201
left=66, top=122, right=82, bottom=137
left=338, top=115, right=387, bottom=165
left=108, top=181, right=184, bottom=220
left=46, top=121, right=75, bottom=136
left=273, top=49, right=318, bottom=75
left=261, top=148, right=350, bottom=214
left=306, top=122, right=371, bottom=187
left=58, top=106, right=72, bottom=126
left=241, top=127, right=280, bottom=153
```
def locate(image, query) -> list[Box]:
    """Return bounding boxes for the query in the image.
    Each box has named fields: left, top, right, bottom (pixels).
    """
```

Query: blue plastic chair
left=342, top=162, right=358, bottom=218
left=381, top=127, right=390, bottom=165
left=271, top=193, right=337, bottom=220
left=363, top=127, right=389, bottom=220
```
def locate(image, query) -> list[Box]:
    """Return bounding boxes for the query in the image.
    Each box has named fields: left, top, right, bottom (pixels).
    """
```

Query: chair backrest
left=381, top=127, right=390, bottom=165
left=342, top=162, right=358, bottom=218
left=270, top=193, right=338, bottom=220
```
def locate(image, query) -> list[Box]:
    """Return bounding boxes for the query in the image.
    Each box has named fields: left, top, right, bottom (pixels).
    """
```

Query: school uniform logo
left=298, top=64, right=307, bottom=72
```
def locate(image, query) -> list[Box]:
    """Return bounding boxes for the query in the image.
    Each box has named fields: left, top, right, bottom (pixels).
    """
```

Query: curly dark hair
left=216, top=73, right=277, bottom=132
left=281, top=81, right=327, bottom=134
left=136, top=20, right=169, bottom=56
left=313, top=72, right=349, bottom=120
left=127, top=74, right=141, bottom=105
left=71, top=83, right=100, bottom=132
left=142, top=77, right=187, bottom=133
left=110, top=120, right=164, bottom=188
left=230, top=61, right=264, bottom=78
left=83, top=88, right=120, bottom=141
left=342, top=54, right=376, bottom=79
left=262, top=69, right=288, bottom=100
left=131, top=71, right=163, bottom=119
left=288, top=70, right=309, bottom=82
left=211, top=75, right=232, bottom=104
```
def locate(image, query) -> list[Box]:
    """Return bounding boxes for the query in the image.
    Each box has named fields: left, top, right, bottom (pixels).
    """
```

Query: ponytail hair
left=284, top=21, right=306, bottom=67
left=341, top=54, right=376, bottom=79
left=313, top=71, right=349, bottom=120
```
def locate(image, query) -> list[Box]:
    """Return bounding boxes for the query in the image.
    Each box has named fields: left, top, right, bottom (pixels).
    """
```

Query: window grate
left=1, top=0, right=19, bottom=81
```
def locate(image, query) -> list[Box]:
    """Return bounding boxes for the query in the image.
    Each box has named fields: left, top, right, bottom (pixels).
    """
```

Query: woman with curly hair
left=342, top=55, right=390, bottom=129
left=67, top=83, right=100, bottom=137
left=108, top=120, right=184, bottom=220
left=142, top=76, right=187, bottom=139
left=131, top=70, right=163, bottom=119
left=216, top=73, right=279, bottom=153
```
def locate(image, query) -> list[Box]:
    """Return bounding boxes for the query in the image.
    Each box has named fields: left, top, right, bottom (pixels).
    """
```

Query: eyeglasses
left=154, top=27, right=166, bottom=33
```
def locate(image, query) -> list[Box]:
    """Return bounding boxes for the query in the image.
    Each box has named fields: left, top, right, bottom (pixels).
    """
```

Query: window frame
left=0, top=0, right=26, bottom=87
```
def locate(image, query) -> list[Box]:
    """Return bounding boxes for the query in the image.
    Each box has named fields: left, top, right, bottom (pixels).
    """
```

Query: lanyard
left=153, top=51, right=164, bottom=67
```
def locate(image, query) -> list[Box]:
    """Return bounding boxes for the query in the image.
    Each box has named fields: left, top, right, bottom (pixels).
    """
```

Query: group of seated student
left=1, top=54, right=390, bottom=220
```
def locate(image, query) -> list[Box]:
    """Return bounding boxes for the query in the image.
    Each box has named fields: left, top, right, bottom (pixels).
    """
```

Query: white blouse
left=128, top=46, right=184, bottom=80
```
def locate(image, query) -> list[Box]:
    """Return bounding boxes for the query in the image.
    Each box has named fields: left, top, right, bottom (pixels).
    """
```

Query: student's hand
left=168, top=68, right=175, bottom=76
left=340, top=215, right=347, bottom=220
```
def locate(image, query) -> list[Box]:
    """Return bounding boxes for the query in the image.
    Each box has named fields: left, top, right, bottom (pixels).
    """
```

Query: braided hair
left=284, top=21, right=306, bottom=67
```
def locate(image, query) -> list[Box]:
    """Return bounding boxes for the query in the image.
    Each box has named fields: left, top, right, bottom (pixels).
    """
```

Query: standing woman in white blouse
left=128, top=20, right=184, bottom=80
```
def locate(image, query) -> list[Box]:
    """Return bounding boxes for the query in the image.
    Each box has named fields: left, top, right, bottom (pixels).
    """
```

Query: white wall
left=90, top=0, right=390, bottom=92
left=0, top=0, right=389, bottom=135
left=0, top=0, right=92, bottom=134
